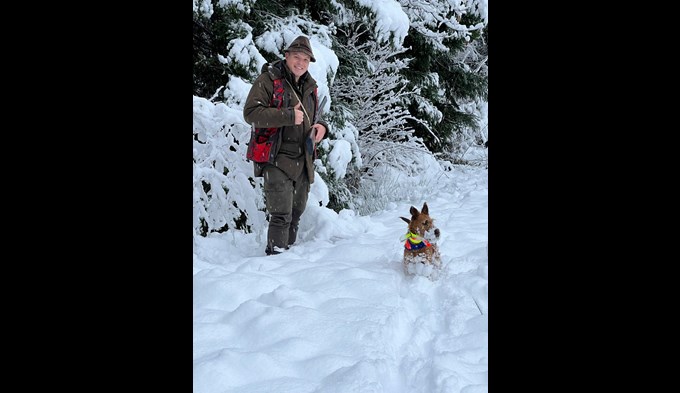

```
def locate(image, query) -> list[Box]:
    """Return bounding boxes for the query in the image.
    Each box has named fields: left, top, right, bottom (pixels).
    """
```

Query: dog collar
left=402, top=232, right=431, bottom=250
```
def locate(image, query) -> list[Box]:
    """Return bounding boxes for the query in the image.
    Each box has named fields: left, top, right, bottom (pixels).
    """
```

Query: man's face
left=285, top=51, right=311, bottom=79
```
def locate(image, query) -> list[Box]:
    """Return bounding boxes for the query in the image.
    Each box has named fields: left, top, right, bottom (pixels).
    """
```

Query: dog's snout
left=434, top=228, right=440, bottom=237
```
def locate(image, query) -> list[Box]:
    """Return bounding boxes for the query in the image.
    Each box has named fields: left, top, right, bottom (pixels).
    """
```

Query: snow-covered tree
left=193, top=1, right=260, bottom=99
left=398, top=0, right=488, bottom=157
left=192, top=0, right=488, bottom=235
left=193, top=94, right=267, bottom=239
left=320, top=4, right=440, bottom=213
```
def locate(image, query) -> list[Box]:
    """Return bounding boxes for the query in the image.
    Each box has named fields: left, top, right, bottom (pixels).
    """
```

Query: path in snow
left=194, top=166, right=488, bottom=393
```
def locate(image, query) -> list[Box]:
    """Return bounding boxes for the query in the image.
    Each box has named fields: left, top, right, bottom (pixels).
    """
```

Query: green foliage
left=193, top=0, right=337, bottom=100
left=243, top=0, right=336, bottom=40
left=232, top=201, right=250, bottom=231
left=323, top=174, right=353, bottom=212
left=241, top=0, right=288, bottom=39
left=288, top=0, right=337, bottom=22
left=313, top=142, right=350, bottom=212
left=193, top=0, right=488, bottom=233
left=398, top=16, right=488, bottom=155
left=402, top=32, right=434, bottom=74
left=193, top=4, right=252, bottom=99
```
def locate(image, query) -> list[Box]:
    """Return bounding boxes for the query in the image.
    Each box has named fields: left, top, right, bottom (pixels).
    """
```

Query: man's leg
left=263, top=166, right=293, bottom=252
left=288, top=171, right=310, bottom=246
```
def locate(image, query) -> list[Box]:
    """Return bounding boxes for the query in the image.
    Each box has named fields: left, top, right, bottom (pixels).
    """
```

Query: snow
left=194, top=166, right=488, bottom=392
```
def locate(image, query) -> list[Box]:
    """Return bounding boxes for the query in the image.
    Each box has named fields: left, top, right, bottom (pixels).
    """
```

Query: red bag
left=246, top=78, right=285, bottom=163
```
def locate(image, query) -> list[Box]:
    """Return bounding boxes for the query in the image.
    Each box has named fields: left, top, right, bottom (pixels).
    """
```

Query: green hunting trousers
left=262, top=165, right=310, bottom=249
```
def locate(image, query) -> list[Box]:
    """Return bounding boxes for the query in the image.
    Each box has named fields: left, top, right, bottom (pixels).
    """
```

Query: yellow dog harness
left=401, top=232, right=432, bottom=250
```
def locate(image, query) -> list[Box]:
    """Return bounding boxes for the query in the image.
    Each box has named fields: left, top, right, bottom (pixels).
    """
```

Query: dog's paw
left=404, top=261, right=441, bottom=281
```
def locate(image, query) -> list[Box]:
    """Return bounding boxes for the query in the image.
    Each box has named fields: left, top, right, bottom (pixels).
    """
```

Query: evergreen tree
left=192, top=0, right=489, bottom=235
left=193, top=2, right=257, bottom=99
left=397, top=0, right=488, bottom=157
left=193, top=0, right=339, bottom=101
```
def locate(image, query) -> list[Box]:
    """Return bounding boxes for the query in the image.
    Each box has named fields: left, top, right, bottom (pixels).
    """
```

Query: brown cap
left=284, top=35, right=316, bottom=62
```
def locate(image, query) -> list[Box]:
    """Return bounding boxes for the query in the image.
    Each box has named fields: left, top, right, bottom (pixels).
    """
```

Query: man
left=243, top=35, right=330, bottom=255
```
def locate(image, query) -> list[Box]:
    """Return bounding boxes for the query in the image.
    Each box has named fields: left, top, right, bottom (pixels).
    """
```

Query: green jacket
left=243, top=60, right=330, bottom=183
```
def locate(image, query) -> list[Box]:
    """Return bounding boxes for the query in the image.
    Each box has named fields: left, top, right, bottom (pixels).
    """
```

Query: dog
left=400, top=202, right=441, bottom=277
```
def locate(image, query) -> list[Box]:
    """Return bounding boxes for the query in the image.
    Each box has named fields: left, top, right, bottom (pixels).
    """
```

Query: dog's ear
left=409, top=206, right=419, bottom=217
left=422, top=202, right=429, bottom=215
left=400, top=216, right=410, bottom=224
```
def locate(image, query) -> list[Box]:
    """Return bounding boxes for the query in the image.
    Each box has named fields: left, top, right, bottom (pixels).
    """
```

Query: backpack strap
left=271, top=78, right=284, bottom=108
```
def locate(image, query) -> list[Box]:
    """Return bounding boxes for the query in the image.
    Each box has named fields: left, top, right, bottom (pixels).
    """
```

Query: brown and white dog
left=400, top=202, right=442, bottom=277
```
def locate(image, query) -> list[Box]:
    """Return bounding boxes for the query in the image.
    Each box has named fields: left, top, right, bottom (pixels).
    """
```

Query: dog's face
left=400, top=202, right=440, bottom=241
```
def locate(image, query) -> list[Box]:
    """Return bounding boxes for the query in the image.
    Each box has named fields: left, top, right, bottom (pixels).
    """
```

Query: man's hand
left=312, top=124, right=326, bottom=143
left=293, top=102, right=304, bottom=125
